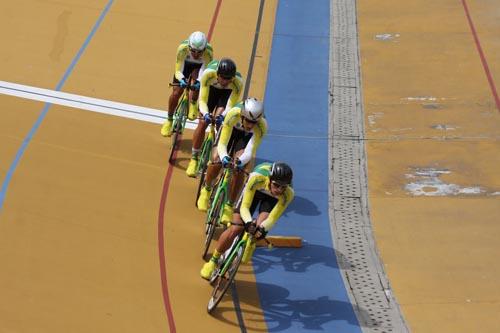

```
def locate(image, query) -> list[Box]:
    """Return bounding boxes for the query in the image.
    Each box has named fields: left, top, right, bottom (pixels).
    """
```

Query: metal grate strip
left=329, top=0, right=409, bottom=332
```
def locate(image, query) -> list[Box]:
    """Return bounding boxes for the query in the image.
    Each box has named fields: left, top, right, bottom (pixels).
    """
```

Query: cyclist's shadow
left=233, top=281, right=363, bottom=331
left=167, top=137, right=193, bottom=170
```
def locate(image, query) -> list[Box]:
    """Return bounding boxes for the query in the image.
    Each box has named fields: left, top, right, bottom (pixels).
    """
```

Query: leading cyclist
left=201, top=162, right=294, bottom=279
left=161, top=31, right=213, bottom=137
left=197, top=98, right=267, bottom=225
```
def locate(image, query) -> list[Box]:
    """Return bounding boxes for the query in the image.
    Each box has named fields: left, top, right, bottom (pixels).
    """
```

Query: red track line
left=157, top=1, right=223, bottom=332
left=208, top=0, right=223, bottom=41
left=461, top=0, right=500, bottom=111
left=158, top=155, right=178, bottom=333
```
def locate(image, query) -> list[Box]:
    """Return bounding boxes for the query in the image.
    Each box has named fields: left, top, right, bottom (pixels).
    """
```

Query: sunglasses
left=243, top=118, right=258, bottom=124
left=189, top=48, right=204, bottom=55
left=218, top=75, right=233, bottom=80
left=271, top=181, right=288, bottom=189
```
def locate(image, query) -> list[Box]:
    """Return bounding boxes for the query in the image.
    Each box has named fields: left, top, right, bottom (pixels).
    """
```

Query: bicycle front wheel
left=168, top=121, right=180, bottom=164
left=207, top=245, right=243, bottom=314
left=168, top=100, right=187, bottom=164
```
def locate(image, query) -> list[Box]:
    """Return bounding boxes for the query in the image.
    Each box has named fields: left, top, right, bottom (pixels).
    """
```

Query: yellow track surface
left=358, top=0, right=500, bottom=331
left=0, top=1, right=276, bottom=331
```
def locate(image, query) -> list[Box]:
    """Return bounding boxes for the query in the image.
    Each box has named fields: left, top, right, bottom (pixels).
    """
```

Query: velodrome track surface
left=0, top=1, right=499, bottom=332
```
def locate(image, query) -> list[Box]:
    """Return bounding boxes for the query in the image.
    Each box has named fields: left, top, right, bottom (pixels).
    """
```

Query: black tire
left=207, top=245, right=243, bottom=314
left=202, top=189, right=225, bottom=260
left=195, top=167, right=207, bottom=207
left=168, top=101, right=187, bottom=164
left=168, top=126, right=179, bottom=164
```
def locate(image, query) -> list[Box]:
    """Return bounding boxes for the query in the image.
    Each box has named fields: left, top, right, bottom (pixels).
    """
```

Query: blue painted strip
left=0, top=0, right=114, bottom=212
left=254, top=1, right=362, bottom=332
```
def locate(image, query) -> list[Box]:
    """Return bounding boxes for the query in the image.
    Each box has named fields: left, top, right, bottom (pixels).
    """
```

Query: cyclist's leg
left=201, top=213, right=245, bottom=279
left=230, top=151, right=252, bottom=203
left=186, top=118, right=208, bottom=177
left=197, top=146, right=221, bottom=210
left=222, top=132, right=251, bottom=222
left=254, top=193, right=278, bottom=237
left=205, top=146, right=222, bottom=188
left=215, top=214, right=245, bottom=254
left=168, top=86, right=184, bottom=117
left=188, top=67, right=201, bottom=120
left=161, top=75, right=184, bottom=136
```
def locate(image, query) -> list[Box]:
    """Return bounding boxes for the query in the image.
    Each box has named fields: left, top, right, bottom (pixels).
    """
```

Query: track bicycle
left=207, top=222, right=271, bottom=314
left=202, top=161, right=246, bottom=260
left=167, top=75, right=196, bottom=164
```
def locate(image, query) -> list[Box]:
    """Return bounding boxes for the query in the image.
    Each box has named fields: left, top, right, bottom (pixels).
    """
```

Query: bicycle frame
left=168, top=75, right=194, bottom=163
left=202, top=165, right=235, bottom=259
left=195, top=121, right=217, bottom=205
left=219, top=232, right=251, bottom=275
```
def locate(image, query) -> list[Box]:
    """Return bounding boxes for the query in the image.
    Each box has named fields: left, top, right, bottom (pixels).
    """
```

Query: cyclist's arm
left=239, top=174, right=263, bottom=224
left=222, top=76, right=243, bottom=116
left=217, top=108, right=239, bottom=159
left=174, top=44, right=188, bottom=81
left=238, top=118, right=267, bottom=165
left=198, top=48, right=212, bottom=78
left=198, top=70, right=215, bottom=115
left=260, top=187, right=295, bottom=231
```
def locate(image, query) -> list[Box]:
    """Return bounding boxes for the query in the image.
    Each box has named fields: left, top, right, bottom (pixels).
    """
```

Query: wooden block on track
left=256, top=236, right=302, bottom=248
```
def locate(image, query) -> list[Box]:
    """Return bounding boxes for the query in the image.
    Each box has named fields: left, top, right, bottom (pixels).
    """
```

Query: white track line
left=0, top=80, right=198, bottom=129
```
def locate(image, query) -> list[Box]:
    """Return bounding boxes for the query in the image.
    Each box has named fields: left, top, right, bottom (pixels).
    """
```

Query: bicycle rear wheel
left=195, top=137, right=212, bottom=205
left=202, top=189, right=225, bottom=260
left=207, top=245, right=243, bottom=314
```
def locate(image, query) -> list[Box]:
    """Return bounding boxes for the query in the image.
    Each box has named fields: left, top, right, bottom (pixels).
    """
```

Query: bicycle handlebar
left=212, top=160, right=250, bottom=174
left=168, top=82, right=198, bottom=90
left=229, top=221, right=272, bottom=246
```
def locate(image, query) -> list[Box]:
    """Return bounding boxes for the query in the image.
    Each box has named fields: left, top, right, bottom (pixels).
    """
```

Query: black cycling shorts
left=235, top=190, right=278, bottom=216
left=206, top=86, right=232, bottom=114
left=172, top=61, right=202, bottom=83
left=226, top=128, right=253, bottom=156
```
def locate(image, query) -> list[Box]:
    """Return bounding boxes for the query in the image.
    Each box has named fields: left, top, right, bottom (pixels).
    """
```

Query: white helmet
left=242, top=97, right=264, bottom=121
left=188, top=31, right=207, bottom=51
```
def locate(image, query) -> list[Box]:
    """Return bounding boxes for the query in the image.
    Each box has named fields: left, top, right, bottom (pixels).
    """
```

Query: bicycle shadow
left=249, top=243, right=340, bottom=275
left=232, top=280, right=365, bottom=331
left=166, top=137, right=193, bottom=171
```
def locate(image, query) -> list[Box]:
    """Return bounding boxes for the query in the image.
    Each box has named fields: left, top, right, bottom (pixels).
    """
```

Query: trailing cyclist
left=185, top=58, right=243, bottom=177
left=197, top=98, right=267, bottom=226
left=161, top=31, right=213, bottom=137
left=201, top=162, right=295, bottom=279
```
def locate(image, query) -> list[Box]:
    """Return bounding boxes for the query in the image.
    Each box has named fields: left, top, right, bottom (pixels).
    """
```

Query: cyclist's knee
left=172, top=87, right=183, bottom=98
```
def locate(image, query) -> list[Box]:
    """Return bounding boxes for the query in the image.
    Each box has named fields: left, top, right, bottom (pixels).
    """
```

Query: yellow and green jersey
left=239, top=163, right=295, bottom=231
left=174, top=39, right=213, bottom=81
left=217, top=103, right=267, bottom=166
left=198, top=60, right=243, bottom=115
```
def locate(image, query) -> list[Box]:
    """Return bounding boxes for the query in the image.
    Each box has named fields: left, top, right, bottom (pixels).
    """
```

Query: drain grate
left=329, top=0, right=409, bottom=332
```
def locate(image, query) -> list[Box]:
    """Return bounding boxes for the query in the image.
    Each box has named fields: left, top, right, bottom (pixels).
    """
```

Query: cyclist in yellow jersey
left=185, top=58, right=243, bottom=177
left=201, top=162, right=295, bottom=279
left=197, top=98, right=267, bottom=225
left=161, top=31, right=213, bottom=137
